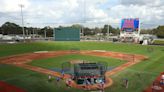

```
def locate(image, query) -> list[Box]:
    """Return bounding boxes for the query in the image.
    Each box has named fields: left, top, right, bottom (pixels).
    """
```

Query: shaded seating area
left=144, top=72, right=164, bottom=92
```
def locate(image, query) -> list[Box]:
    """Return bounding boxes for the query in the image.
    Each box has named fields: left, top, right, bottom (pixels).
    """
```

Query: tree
left=83, top=27, right=95, bottom=36
left=40, top=26, right=53, bottom=37
left=140, top=29, right=154, bottom=34
left=0, top=27, right=2, bottom=34
left=155, top=26, right=164, bottom=38
left=102, top=24, right=119, bottom=35
left=1, top=22, right=22, bottom=35
left=115, top=27, right=120, bottom=35
left=102, top=24, right=108, bottom=35
left=111, top=27, right=119, bottom=35
left=71, top=24, right=82, bottom=28
left=94, top=27, right=102, bottom=34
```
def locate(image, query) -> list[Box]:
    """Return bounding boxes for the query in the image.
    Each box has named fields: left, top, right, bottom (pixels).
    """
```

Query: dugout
left=53, top=27, right=80, bottom=41
left=74, top=62, right=107, bottom=85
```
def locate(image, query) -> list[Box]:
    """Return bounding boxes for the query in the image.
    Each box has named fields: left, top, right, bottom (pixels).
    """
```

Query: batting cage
left=73, top=61, right=107, bottom=85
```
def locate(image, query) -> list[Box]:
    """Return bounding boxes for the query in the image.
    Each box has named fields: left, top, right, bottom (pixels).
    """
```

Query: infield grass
left=29, top=54, right=125, bottom=69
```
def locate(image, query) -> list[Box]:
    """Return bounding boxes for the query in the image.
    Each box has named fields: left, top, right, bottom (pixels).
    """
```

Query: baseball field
left=0, top=41, right=164, bottom=92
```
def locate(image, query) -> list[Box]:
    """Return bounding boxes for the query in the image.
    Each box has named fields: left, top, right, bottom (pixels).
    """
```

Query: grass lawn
left=105, top=50, right=164, bottom=92
left=152, top=39, right=164, bottom=45
left=0, top=41, right=163, bottom=57
left=0, top=41, right=164, bottom=92
left=0, top=64, right=85, bottom=92
left=29, top=54, right=125, bottom=69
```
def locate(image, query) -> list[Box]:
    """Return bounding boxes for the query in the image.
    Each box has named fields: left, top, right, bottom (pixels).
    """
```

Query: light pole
left=44, top=26, right=50, bottom=40
left=32, top=28, right=35, bottom=40
left=19, top=4, right=25, bottom=42
left=106, top=7, right=111, bottom=41
left=81, top=25, right=84, bottom=37
left=26, top=23, right=31, bottom=37
left=44, top=29, right=47, bottom=40
left=139, top=22, right=143, bottom=35
left=107, top=24, right=109, bottom=40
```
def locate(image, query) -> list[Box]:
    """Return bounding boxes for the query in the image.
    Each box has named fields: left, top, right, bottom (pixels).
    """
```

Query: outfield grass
left=0, top=41, right=163, bottom=57
left=0, top=41, right=164, bottom=92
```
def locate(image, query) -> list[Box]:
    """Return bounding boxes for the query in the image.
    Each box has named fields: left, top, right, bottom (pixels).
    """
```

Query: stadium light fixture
left=19, top=4, right=25, bottom=42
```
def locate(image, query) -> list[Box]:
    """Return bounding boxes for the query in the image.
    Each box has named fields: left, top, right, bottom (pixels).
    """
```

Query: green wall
left=54, top=27, right=80, bottom=41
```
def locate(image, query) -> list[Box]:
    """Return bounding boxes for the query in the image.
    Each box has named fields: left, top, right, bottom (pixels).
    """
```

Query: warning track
left=0, top=81, right=26, bottom=92
left=0, top=50, right=148, bottom=90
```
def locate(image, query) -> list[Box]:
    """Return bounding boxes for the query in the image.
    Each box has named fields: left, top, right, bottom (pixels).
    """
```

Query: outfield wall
left=54, top=27, right=80, bottom=41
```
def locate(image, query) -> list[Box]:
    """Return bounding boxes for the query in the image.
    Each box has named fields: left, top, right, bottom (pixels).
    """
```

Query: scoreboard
left=121, top=18, right=139, bottom=32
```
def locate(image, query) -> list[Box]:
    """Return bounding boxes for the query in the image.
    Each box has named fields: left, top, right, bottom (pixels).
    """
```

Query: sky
left=0, top=0, right=163, bottom=28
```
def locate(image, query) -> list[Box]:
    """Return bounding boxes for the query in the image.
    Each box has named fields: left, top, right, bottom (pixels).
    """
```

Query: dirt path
left=0, top=50, right=148, bottom=90
left=0, top=81, right=26, bottom=92
left=81, top=50, right=148, bottom=76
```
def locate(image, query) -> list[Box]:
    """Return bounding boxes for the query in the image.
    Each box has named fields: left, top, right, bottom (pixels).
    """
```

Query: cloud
left=121, top=0, right=151, bottom=5
left=120, top=0, right=163, bottom=7
left=108, top=0, right=164, bottom=28
left=0, top=0, right=163, bottom=28
left=0, top=0, right=30, bottom=12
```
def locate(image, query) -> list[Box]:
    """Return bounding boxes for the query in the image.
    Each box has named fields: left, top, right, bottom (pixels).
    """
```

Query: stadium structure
left=120, top=18, right=140, bottom=43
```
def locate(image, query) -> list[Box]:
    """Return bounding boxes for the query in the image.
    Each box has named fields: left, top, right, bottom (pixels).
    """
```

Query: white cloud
left=108, top=1, right=164, bottom=28
left=120, top=0, right=163, bottom=7
left=87, top=5, right=108, bottom=19
left=0, top=0, right=163, bottom=28
left=0, top=0, right=30, bottom=12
